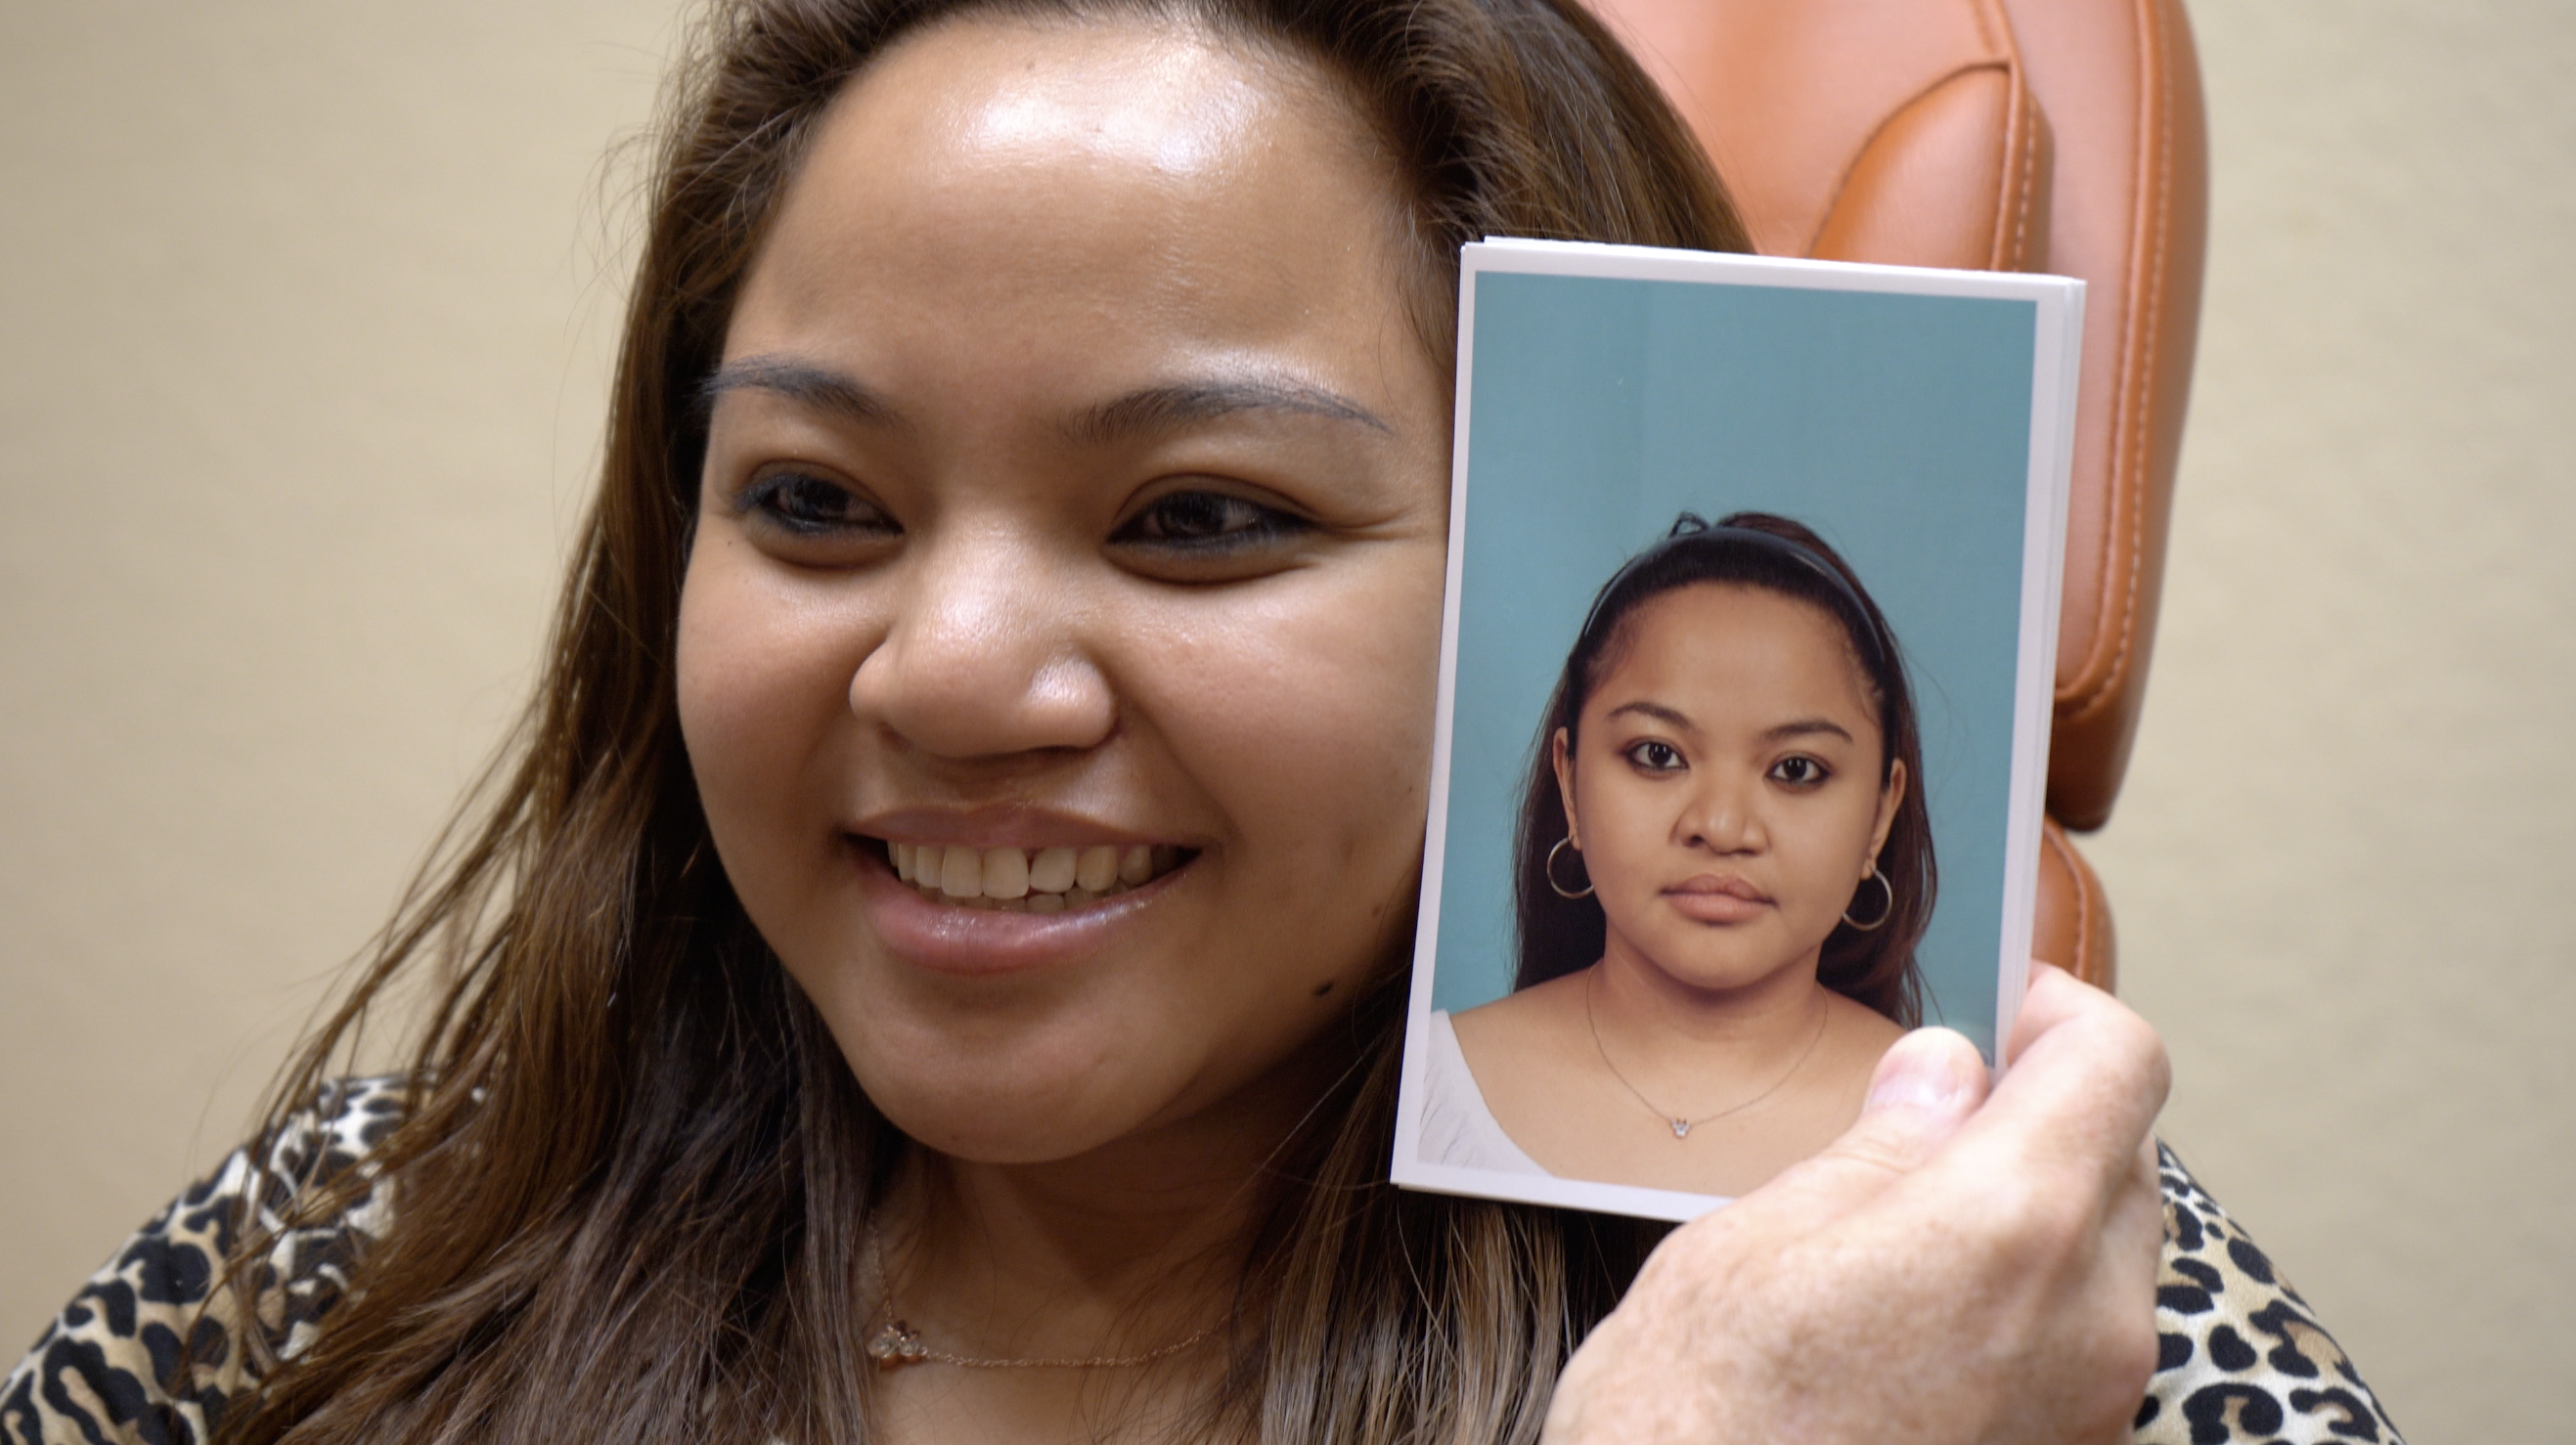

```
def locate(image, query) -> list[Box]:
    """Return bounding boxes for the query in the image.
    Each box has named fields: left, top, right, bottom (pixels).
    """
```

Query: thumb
left=1732, top=1028, right=1989, bottom=1225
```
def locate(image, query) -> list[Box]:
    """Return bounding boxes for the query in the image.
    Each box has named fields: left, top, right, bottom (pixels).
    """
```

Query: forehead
left=1593, top=584, right=1877, bottom=719
left=723, top=13, right=1426, bottom=389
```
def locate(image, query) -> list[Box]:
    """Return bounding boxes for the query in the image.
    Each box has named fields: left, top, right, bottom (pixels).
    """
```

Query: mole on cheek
left=1311, top=982, right=1334, bottom=997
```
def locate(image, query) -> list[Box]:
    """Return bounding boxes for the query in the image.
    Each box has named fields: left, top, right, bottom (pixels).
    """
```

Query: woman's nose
left=1677, top=774, right=1765, bottom=854
left=847, top=524, right=1115, bottom=760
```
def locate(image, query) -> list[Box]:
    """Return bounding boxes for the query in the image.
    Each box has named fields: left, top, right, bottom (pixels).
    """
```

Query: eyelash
left=1619, top=744, right=1834, bottom=787
left=1624, top=740, right=1686, bottom=772
left=1110, top=490, right=1312, bottom=553
left=736, top=470, right=898, bottom=538
left=1770, top=756, right=1831, bottom=787
left=733, top=474, right=1310, bottom=560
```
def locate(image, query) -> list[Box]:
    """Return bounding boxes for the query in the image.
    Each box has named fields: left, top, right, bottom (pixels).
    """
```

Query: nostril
left=845, top=602, right=1121, bottom=763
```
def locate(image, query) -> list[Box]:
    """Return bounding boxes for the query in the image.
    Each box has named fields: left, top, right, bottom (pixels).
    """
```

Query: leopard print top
left=3, top=1080, right=2403, bottom=1444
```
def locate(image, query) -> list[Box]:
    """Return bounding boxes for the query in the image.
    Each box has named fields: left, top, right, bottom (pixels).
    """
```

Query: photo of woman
left=1418, top=512, right=1935, bottom=1198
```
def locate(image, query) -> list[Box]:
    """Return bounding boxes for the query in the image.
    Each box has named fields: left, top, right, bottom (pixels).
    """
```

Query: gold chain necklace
left=863, top=1225, right=1225, bottom=1371
left=1583, top=965, right=1830, bottom=1139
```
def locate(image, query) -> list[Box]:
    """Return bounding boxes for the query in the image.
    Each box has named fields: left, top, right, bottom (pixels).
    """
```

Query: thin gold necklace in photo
left=1584, top=965, right=1830, bottom=1139
left=862, top=1225, right=1225, bottom=1371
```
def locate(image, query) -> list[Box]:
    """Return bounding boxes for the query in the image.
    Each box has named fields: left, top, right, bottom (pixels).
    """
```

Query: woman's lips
left=849, top=835, right=1193, bottom=977
left=1662, top=875, right=1771, bottom=925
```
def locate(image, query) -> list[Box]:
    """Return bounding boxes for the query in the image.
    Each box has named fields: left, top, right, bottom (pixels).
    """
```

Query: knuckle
left=1812, top=1120, right=1932, bottom=1182
left=1983, top=1173, right=2090, bottom=1261
left=2103, top=1306, right=2160, bottom=1394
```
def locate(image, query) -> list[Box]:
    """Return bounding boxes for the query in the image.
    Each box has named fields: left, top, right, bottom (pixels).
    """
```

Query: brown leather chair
left=1582, top=0, right=2210, bottom=990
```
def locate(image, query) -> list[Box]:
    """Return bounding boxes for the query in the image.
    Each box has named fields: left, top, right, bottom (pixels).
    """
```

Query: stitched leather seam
left=1968, top=0, right=2001, bottom=56
left=2061, top=0, right=2170, bottom=726
left=1990, top=81, right=2017, bottom=270
left=2045, top=823, right=2098, bottom=982
left=2071, top=830, right=2094, bottom=979
left=2008, top=73, right=2039, bottom=270
left=2062, top=7, right=2146, bottom=719
left=1799, top=61, right=2011, bottom=259
left=2120, top=0, right=2175, bottom=707
left=1984, top=0, right=2036, bottom=272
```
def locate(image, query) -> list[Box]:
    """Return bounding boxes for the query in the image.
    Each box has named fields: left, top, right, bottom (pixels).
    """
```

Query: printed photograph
left=1394, top=241, right=2082, bottom=1220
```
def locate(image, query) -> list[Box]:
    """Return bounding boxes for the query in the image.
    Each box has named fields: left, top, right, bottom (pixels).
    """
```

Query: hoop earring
left=1545, top=837, right=1594, bottom=899
left=1843, top=866, right=1894, bottom=932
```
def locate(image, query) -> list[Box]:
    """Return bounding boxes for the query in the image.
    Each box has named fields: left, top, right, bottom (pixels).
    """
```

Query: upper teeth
left=886, top=842, right=1173, bottom=907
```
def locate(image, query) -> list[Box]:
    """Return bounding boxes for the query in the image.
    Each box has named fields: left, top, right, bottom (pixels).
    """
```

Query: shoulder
left=1, top=1076, right=408, bottom=1445
left=2138, top=1143, right=2405, bottom=1445
left=1414, top=1011, right=1551, bottom=1176
left=1811, top=990, right=1905, bottom=1114
left=1449, top=969, right=1583, bottom=1056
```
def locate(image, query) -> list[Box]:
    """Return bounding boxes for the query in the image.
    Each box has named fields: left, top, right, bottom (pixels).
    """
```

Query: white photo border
left=1389, top=239, right=2082, bottom=1222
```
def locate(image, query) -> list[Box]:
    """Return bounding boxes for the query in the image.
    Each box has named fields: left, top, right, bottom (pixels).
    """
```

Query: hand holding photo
left=1394, top=240, right=2082, bottom=1221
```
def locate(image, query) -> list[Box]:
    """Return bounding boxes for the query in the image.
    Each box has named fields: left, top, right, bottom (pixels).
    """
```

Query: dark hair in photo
left=209, top=2, right=1750, bottom=1443
left=1512, top=511, right=1936, bottom=1027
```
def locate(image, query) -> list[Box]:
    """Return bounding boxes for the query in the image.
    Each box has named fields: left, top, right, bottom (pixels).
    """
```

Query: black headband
left=1575, top=515, right=1889, bottom=677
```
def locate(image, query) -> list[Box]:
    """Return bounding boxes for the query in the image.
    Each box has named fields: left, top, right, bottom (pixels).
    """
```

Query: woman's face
left=1557, top=584, right=1904, bottom=995
left=675, top=14, right=1450, bottom=1164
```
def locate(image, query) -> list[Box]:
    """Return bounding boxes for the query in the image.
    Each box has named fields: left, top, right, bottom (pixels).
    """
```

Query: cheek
left=675, top=537, right=878, bottom=884
left=1779, top=794, right=1883, bottom=907
left=1133, top=555, right=1442, bottom=930
left=1575, top=770, right=1664, bottom=874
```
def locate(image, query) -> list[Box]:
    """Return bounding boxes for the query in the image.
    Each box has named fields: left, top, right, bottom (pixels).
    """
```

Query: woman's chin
left=869, top=1090, right=1133, bottom=1164
left=1607, top=914, right=1826, bottom=984
left=1624, top=942, right=1827, bottom=1000
left=852, top=1031, right=1321, bottom=1172
left=852, top=1054, right=1191, bottom=1166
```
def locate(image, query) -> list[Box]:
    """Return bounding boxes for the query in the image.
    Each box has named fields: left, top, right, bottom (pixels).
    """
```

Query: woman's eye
left=1624, top=740, right=1686, bottom=772
left=1770, top=755, right=1831, bottom=786
left=1111, top=490, right=1310, bottom=552
left=738, top=470, right=897, bottom=538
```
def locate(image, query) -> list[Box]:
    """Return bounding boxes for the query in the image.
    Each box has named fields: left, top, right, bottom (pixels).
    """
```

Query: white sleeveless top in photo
left=1415, top=1010, right=1549, bottom=1175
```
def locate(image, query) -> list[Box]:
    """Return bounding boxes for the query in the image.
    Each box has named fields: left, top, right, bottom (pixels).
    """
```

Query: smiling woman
left=0, top=0, right=2399, bottom=1442
left=677, top=17, right=1448, bottom=1198
left=0, top=0, right=1738, bottom=1436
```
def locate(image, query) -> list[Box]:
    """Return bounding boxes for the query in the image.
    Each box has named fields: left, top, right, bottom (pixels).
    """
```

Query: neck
left=875, top=1030, right=1350, bottom=1365
left=1587, top=943, right=1832, bottom=1101
left=1596, top=936, right=1827, bottom=1037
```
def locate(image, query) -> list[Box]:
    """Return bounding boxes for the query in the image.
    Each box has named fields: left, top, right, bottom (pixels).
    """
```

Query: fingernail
left=1866, top=1034, right=1976, bottom=1113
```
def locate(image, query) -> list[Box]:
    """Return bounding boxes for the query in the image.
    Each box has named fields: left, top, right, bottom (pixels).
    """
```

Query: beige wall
left=0, top=0, right=666, bottom=1339
left=2093, top=0, right=2576, bottom=1435
left=3, top=0, right=2566, bottom=1437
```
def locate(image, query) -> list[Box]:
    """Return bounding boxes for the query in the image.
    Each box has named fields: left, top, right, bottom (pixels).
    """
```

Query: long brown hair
left=215, top=1, right=1748, bottom=1441
left=1512, top=512, right=1937, bottom=1027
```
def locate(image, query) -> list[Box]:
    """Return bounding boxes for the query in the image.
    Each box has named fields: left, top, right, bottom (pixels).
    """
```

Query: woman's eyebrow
left=699, top=355, right=898, bottom=426
left=1066, top=376, right=1392, bottom=444
left=1605, top=700, right=1692, bottom=729
left=1763, top=718, right=1856, bottom=744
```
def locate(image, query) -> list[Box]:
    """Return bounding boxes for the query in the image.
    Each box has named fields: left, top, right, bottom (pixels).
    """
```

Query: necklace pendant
left=1669, top=1118, right=1692, bottom=1138
left=866, top=1320, right=929, bottom=1368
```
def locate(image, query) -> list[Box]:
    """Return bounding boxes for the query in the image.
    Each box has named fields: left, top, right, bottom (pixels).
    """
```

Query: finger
left=1930, top=967, right=2169, bottom=1222
left=1990, top=964, right=2169, bottom=1156
left=1723, top=1027, right=1990, bottom=1228
left=2004, top=961, right=2099, bottom=1064
left=2078, top=1138, right=2173, bottom=1425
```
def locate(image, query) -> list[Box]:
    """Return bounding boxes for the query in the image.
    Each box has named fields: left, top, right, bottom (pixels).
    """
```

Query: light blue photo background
left=1429, top=270, right=2039, bottom=1060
